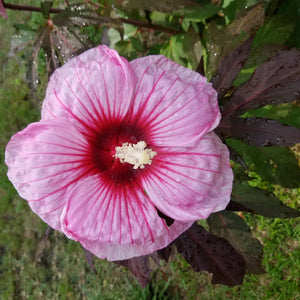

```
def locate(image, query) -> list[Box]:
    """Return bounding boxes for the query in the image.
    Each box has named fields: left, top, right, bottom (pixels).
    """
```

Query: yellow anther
left=114, top=141, right=157, bottom=169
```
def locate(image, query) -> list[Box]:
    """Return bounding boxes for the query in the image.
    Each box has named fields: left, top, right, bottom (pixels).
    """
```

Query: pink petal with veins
left=42, top=46, right=137, bottom=134
left=5, top=119, right=90, bottom=230
left=143, top=132, right=233, bottom=221
left=129, top=55, right=220, bottom=147
left=61, top=176, right=192, bottom=260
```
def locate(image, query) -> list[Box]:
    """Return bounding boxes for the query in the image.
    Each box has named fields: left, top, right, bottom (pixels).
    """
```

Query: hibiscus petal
left=41, top=46, right=137, bottom=133
left=0, top=0, right=8, bottom=19
left=5, top=119, right=91, bottom=230
left=61, top=176, right=192, bottom=260
left=142, top=132, right=233, bottom=221
left=129, top=55, right=220, bottom=147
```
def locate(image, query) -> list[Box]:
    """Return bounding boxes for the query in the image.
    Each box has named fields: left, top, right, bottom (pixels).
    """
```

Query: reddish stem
left=3, top=2, right=62, bottom=13
left=3, top=1, right=181, bottom=34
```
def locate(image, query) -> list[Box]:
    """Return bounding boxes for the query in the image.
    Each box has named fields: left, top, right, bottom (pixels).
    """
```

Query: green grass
left=0, top=3, right=300, bottom=300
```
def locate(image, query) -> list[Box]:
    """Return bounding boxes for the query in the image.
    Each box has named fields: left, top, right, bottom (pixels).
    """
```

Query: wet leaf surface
left=211, top=37, right=254, bottom=100
left=217, top=117, right=300, bottom=146
left=205, top=3, right=264, bottom=79
left=28, top=3, right=122, bottom=88
left=175, top=222, right=246, bottom=286
left=222, top=48, right=300, bottom=118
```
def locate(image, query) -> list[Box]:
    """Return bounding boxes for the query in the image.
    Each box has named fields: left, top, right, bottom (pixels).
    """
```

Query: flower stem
left=3, top=2, right=62, bottom=14
left=3, top=1, right=181, bottom=34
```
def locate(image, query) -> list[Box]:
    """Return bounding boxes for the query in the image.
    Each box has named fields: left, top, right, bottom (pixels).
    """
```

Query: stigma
left=114, top=141, right=157, bottom=169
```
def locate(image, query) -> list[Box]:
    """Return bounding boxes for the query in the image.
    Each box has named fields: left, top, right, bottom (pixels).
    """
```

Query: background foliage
left=0, top=0, right=299, bottom=299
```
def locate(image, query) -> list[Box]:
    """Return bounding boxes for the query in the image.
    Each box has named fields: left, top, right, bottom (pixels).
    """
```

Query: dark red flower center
left=86, top=118, right=150, bottom=184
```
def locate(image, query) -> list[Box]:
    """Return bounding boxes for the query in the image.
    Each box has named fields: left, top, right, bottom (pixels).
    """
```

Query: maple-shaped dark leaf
left=211, top=37, right=254, bottom=100
left=217, top=117, right=300, bottom=147
left=29, top=3, right=123, bottom=88
left=208, top=211, right=264, bottom=274
left=222, top=48, right=300, bottom=118
left=175, top=222, right=245, bottom=286
left=82, top=246, right=96, bottom=273
left=231, top=179, right=300, bottom=218
left=115, top=256, right=151, bottom=288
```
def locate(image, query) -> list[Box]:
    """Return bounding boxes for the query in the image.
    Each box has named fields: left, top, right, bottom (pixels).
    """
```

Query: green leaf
left=176, top=5, right=220, bottom=23
left=227, top=2, right=265, bottom=36
left=41, top=1, right=53, bottom=18
left=119, top=0, right=193, bottom=13
left=232, top=180, right=300, bottom=218
left=234, top=0, right=300, bottom=84
left=223, top=0, right=264, bottom=24
left=204, top=3, right=264, bottom=79
left=9, top=29, right=35, bottom=56
left=287, top=19, right=300, bottom=48
left=227, top=138, right=300, bottom=188
left=114, top=37, right=144, bottom=60
left=253, top=15, right=295, bottom=50
left=182, top=31, right=202, bottom=70
left=243, top=103, right=300, bottom=129
left=208, top=211, right=264, bottom=274
left=160, top=34, right=186, bottom=66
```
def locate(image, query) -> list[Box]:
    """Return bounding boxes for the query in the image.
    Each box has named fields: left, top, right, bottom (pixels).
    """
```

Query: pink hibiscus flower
left=5, top=45, right=233, bottom=261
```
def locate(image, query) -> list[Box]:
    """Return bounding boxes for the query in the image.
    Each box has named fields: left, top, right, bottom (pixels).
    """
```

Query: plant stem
left=3, top=2, right=62, bottom=14
left=119, top=18, right=181, bottom=34
left=3, top=1, right=181, bottom=34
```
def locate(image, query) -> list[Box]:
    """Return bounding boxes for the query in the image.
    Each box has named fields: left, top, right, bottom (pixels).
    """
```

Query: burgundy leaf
left=175, top=222, right=245, bottom=286
left=115, top=256, right=151, bottom=288
left=208, top=211, right=264, bottom=274
left=218, top=117, right=300, bottom=146
left=196, top=56, right=205, bottom=76
left=222, top=48, right=300, bottom=118
left=226, top=200, right=254, bottom=213
left=211, top=37, right=254, bottom=99
left=82, top=246, right=96, bottom=274
left=156, top=243, right=173, bottom=262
